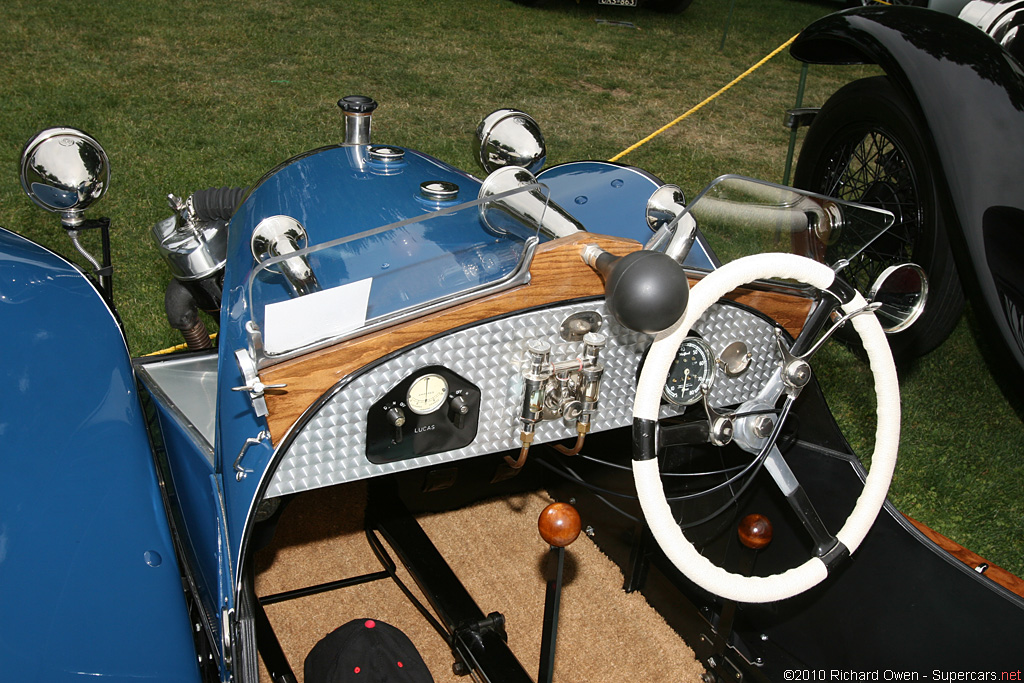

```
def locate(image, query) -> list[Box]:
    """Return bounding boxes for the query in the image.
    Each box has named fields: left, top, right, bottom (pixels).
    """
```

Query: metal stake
left=783, top=63, right=810, bottom=186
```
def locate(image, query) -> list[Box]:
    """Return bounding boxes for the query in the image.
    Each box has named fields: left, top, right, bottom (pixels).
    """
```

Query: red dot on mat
left=364, top=620, right=376, bottom=628
left=397, top=662, right=404, bottom=668
left=354, top=667, right=361, bottom=674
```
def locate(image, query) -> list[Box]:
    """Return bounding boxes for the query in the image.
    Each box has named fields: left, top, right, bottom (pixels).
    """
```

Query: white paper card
left=263, top=277, right=372, bottom=354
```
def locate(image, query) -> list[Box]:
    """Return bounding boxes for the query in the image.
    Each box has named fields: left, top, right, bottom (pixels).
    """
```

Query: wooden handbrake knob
left=539, top=502, right=582, bottom=548
left=738, top=513, right=773, bottom=550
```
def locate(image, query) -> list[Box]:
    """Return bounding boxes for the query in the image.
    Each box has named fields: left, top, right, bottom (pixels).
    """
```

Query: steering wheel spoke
left=733, top=392, right=845, bottom=563
left=762, top=446, right=847, bottom=566
left=656, top=419, right=712, bottom=449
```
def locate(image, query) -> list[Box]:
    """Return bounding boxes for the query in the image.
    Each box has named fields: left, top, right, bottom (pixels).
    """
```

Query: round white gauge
left=407, top=373, right=449, bottom=415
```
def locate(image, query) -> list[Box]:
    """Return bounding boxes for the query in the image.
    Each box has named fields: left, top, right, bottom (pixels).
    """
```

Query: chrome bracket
left=775, top=329, right=812, bottom=397
left=244, top=321, right=266, bottom=368
left=221, top=607, right=234, bottom=668
left=232, top=348, right=285, bottom=417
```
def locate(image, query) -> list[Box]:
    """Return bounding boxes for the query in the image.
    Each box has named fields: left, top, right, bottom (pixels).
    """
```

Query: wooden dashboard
left=260, top=233, right=814, bottom=444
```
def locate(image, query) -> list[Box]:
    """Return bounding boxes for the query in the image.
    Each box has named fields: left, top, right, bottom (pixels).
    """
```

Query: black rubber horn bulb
left=595, top=250, right=689, bottom=335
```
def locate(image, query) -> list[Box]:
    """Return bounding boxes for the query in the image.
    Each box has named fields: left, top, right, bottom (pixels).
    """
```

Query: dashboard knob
left=386, top=406, right=406, bottom=443
left=448, top=394, right=470, bottom=429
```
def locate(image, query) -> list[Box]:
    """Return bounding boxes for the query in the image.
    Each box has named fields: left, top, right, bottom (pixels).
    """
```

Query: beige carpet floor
left=255, top=481, right=705, bottom=683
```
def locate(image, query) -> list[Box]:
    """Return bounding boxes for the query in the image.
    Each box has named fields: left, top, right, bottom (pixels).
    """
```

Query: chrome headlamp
left=474, top=109, right=547, bottom=175
left=20, top=127, right=110, bottom=228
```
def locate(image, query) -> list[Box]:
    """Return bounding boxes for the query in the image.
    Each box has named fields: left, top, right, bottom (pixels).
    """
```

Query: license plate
left=599, top=0, right=638, bottom=6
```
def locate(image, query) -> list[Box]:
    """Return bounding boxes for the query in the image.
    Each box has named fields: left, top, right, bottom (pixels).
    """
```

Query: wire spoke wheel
left=819, top=129, right=921, bottom=292
left=794, top=76, right=964, bottom=362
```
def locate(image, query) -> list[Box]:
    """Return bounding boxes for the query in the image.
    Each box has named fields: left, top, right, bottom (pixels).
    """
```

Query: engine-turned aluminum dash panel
left=266, top=300, right=783, bottom=498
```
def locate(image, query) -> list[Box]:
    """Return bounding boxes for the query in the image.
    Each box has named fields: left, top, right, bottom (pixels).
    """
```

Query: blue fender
left=0, top=228, right=200, bottom=681
left=792, top=6, right=1024, bottom=379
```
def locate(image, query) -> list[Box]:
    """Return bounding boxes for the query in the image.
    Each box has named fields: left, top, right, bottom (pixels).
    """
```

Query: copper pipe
left=552, top=433, right=585, bottom=456
left=504, top=443, right=531, bottom=469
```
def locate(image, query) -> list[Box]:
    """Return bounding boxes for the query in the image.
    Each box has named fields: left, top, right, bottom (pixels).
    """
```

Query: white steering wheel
left=632, top=253, right=900, bottom=603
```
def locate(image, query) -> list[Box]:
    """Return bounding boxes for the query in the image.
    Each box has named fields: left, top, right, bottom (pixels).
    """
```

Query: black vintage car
left=792, top=1, right=1024, bottom=378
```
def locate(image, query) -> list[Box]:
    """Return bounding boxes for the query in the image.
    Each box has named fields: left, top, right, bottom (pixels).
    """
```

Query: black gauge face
left=663, top=337, right=716, bottom=406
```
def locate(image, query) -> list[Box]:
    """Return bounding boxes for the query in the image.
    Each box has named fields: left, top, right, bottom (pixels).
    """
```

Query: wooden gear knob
left=538, top=502, right=582, bottom=548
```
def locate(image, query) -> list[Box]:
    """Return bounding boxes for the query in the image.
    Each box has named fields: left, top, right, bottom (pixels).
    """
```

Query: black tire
left=645, top=0, right=694, bottom=13
left=793, top=76, right=964, bottom=362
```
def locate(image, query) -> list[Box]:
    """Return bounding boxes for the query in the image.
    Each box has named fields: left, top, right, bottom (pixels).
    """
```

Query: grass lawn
left=2, top=0, right=1021, bottom=577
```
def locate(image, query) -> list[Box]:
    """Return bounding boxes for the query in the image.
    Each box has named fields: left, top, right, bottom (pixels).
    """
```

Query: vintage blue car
left=3, top=9, right=1024, bottom=683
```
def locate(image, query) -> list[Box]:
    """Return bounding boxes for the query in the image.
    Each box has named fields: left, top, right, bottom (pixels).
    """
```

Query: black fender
left=792, top=7, right=1024, bottom=382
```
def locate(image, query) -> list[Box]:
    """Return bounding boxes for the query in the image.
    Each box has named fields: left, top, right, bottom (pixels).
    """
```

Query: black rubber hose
left=165, top=278, right=213, bottom=350
left=191, top=186, right=247, bottom=222
left=165, top=278, right=199, bottom=331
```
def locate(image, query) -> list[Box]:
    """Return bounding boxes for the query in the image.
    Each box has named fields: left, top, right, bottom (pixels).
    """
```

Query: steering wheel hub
left=732, top=402, right=777, bottom=453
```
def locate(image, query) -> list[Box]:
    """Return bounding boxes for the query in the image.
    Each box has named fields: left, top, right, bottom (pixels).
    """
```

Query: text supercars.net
left=783, top=670, right=1022, bottom=681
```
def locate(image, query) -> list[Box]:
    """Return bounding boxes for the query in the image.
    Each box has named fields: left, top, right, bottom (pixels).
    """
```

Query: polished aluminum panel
left=266, top=300, right=781, bottom=497
left=136, top=353, right=219, bottom=462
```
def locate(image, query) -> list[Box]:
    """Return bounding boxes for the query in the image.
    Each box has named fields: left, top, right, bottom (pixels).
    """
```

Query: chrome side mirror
left=869, top=263, right=928, bottom=333
left=474, top=109, right=546, bottom=175
left=21, top=127, right=109, bottom=228
left=645, top=184, right=687, bottom=233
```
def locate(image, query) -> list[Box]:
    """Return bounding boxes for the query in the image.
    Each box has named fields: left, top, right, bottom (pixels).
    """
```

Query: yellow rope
left=142, top=333, right=218, bottom=356
left=608, top=32, right=801, bottom=163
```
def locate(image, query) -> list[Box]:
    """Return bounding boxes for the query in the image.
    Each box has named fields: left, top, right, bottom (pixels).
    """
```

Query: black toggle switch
left=386, top=406, right=406, bottom=443
left=449, top=394, right=470, bottom=429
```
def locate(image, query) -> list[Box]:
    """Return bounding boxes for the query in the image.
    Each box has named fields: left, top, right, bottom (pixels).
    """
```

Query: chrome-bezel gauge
left=406, top=373, right=450, bottom=415
left=662, top=337, right=716, bottom=406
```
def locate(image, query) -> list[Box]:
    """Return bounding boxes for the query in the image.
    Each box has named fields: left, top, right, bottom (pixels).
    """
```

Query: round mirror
left=473, top=109, right=546, bottom=175
left=646, top=184, right=686, bottom=232
left=869, top=263, right=929, bottom=333
left=20, top=127, right=110, bottom=226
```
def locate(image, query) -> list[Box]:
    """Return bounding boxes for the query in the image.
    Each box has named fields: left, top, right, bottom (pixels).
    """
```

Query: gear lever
left=537, top=502, right=582, bottom=683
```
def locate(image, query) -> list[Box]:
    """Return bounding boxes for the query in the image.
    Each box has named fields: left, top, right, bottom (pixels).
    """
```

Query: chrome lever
left=788, top=301, right=883, bottom=363
left=700, top=385, right=734, bottom=447
left=231, top=380, right=287, bottom=396
left=233, top=430, right=270, bottom=481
